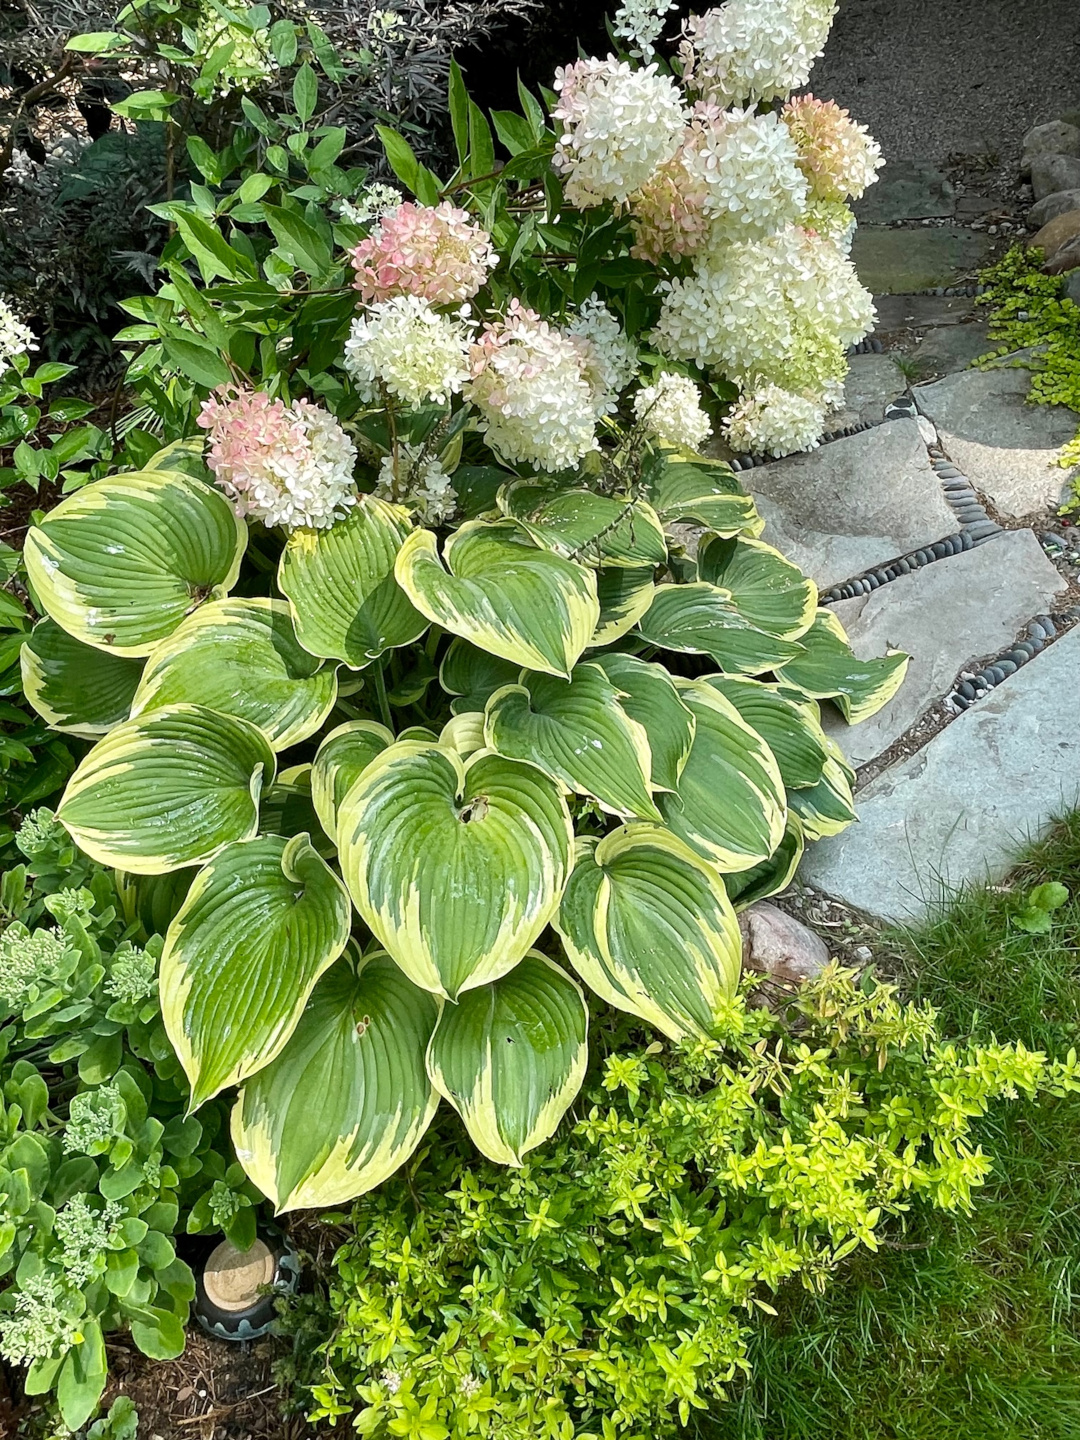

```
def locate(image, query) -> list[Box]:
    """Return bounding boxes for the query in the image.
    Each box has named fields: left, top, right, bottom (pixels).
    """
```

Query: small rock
left=1031, top=155, right=1080, bottom=202
left=854, top=944, right=873, bottom=963
left=1020, top=120, right=1080, bottom=176
left=739, top=902, right=830, bottom=986
left=1028, top=189, right=1080, bottom=228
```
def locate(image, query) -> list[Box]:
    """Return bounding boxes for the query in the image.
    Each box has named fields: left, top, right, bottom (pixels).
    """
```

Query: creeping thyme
left=63, top=1085, right=125, bottom=1156
left=0, top=1271, right=80, bottom=1366
left=105, top=944, right=157, bottom=1006
left=0, top=923, right=73, bottom=1012
left=53, top=1195, right=124, bottom=1287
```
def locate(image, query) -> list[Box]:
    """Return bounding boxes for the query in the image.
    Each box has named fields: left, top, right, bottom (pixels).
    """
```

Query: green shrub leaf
left=499, top=481, right=668, bottom=568
left=698, top=534, right=817, bottom=639
left=590, top=653, right=695, bottom=792
left=700, top=676, right=829, bottom=791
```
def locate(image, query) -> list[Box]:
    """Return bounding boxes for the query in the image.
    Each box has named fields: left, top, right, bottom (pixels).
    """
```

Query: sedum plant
left=18, top=0, right=908, bottom=1213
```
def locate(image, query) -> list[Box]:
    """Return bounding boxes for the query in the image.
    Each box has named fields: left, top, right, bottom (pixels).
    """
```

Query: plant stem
left=371, top=658, right=393, bottom=730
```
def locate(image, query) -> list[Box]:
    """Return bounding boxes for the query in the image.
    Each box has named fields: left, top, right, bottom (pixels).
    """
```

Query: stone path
left=744, top=233, right=1080, bottom=922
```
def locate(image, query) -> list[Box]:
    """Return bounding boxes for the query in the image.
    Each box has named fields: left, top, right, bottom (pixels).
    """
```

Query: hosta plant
left=18, top=0, right=908, bottom=1212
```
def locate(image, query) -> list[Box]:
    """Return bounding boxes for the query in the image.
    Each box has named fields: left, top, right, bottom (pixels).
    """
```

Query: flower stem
left=371, top=658, right=393, bottom=731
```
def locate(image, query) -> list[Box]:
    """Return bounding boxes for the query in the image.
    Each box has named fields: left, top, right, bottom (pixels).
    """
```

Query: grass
left=694, top=813, right=1080, bottom=1440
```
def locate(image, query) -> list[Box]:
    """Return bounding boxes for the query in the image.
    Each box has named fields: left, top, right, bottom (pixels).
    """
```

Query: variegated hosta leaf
left=697, top=534, right=817, bottom=640
left=658, top=681, right=787, bottom=871
left=485, top=663, right=660, bottom=821
left=161, top=834, right=352, bottom=1109
left=440, top=638, right=520, bottom=716
left=232, top=953, right=440, bottom=1211
left=116, top=869, right=193, bottom=938
left=261, top=764, right=334, bottom=857
left=21, top=619, right=142, bottom=737
left=338, top=743, right=572, bottom=1000
left=24, top=469, right=246, bottom=657
left=426, top=952, right=587, bottom=1166
left=130, top=598, right=337, bottom=750
left=439, top=711, right=486, bottom=757
left=590, top=653, right=695, bottom=792
left=395, top=522, right=600, bottom=679
left=638, top=584, right=805, bottom=676
left=554, top=824, right=741, bottom=1042
left=310, top=720, right=394, bottom=843
left=775, top=610, right=909, bottom=723
left=591, top=567, right=656, bottom=646
left=278, top=497, right=428, bottom=669
left=644, top=449, right=763, bottom=537
left=787, top=738, right=858, bottom=840
left=723, top=814, right=806, bottom=910
left=57, top=704, right=275, bottom=874
left=701, top=676, right=828, bottom=791
left=498, top=480, right=668, bottom=569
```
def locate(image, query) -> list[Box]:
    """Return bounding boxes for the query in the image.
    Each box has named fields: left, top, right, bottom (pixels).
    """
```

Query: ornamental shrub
left=7, top=0, right=908, bottom=1216
left=280, top=966, right=1080, bottom=1440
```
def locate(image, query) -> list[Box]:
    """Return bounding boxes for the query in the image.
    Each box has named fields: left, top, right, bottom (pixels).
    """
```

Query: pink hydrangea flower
left=781, top=95, right=883, bottom=202
left=349, top=201, right=497, bottom=306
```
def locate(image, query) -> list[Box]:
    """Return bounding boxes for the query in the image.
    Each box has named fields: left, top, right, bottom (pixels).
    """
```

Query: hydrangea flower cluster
left=344, top=296, right=472, bottom=408
left=628, top=145, right=713, bottom=263
left=612, top=0, right=677, bottom=55
left=193, top=7, right=276, bottom=94
left=633, top=372, right=712, bottom=451
left=567, top=296, right=640, bottom=415
left=198, top=388, right=358, bottom=531
left=350, top=202, right=497, bottom=306
left=338, top=183, right=401, bottom=227
left=375, top=448, right=457, bottom=526
left=0, top=1272, right=80, bottom=1366
left=723, top=383, right=826, bottom=456
left=63, top=1084, right=126, bottom=1156
left=53, top=1195, right=125, bottom=1287
left=680, top=0, right=839, bottom=107
left=551, top=57, right=687, bottom=206
left=0, top=923, right=73, bottom=1013
left=678, top=103, right=808, bottom=245
left=0, top=296, right=36, bottom=372
left=106, top=943, right=157, bottom=1006
left=782, top=95, right=884, bottom=202
left=467, top=302, right=600, bottom=471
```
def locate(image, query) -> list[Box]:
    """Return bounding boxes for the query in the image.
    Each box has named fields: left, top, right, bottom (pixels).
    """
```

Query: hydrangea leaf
left=425, top=952, right=587, bottom=1166
left=231, top=953, right=440, bottom=1211
left=591, top=566, right=656, bottom=645
left=484, top=663, right=660, bottom=821
left=697, top=534, right=817, bottom=639
left=130, top=598, right=337, bottom=750
left=24, top=469, right=246, bottom=657
left=21, top=618, right=142, bottom=737
left=338, top=743, right=572, bottom=1000
left=638, top=582, right=805, bottom=675
left=554, top=824, right=741, bottom=1042
left=589, top=652, right=695, bottom=791
left=498, top=480, right=668, bottom=568
left=700, top=675, right=829, bottom=791
left=57, top=703, right=275, bottom=874
left=310, top=720, right=394, bottom=843
left=161, top=834, right=352, bottom=1109
left=395, top=521, right=599, bottom=679
left=278, top=497, right=428, bottom=669
left=657, top=681, right=787, bottom=871
left=775, top=609, right=910, bottom=723
left=644, top=449, right=763, bottom=536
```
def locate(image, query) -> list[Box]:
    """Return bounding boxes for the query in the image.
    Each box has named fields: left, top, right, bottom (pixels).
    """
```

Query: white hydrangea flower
left=567, top=296, right=640, bottom=415
left=613, top=0, right=677, bottom=54
left=724, top=383, right=826, bottom=456
left=338, top=183, right=402, bottom=226
left=468, top=301, right=599, bottom=472
left=375, top=448, right=457, bottom=526
left=681, top=104, right=808, bottom=246
left=633, top=372, right=712, bottom=451
left=551, top=57, right=687, bottom=206
left=344, top=296, right=472, bottom=409
left=0, top=296, right=36, bottom=372
left=782, top=225, right=876, bottom=348
left=681, top=0, right=839, bottom=107
left=0, top=1272, right=80, bottom=1367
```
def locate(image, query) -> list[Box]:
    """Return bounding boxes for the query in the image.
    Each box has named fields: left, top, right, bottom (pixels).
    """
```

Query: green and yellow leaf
left=310, top=720, right=394, bottom=843
left=700, top=675, right=829, bottom=791
left=590, top=652, right=695, bottom=791
left=499, top=480, right=668, bottom=568
left=638, top=583, right=805, bottom=676
left=697, top=534, right=817, bottom=639
left=440, top=637, right=521, bottom=715
left=590, top=566, right=656, bottom=645
left=775, top=609, right=909, bottom=723
left=21, top=619, right=142, bottom=737
left=644, top=449, right=763, bottom=536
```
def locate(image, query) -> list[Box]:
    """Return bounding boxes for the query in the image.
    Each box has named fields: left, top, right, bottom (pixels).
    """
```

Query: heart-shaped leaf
left=590, top=653, right=695, bottom=791
left=723, top=814, right=806, bottom=910
left=231, top=953, right=440, bottom=1211
left=260, top=764, right=333, bottom=855
left=787, top=738, right=857, bottom=839
left=58, top=704, right=275, bottom=874
left=161, top=834, right=352, bottom=1109
left=425, top=952, right=587, bottom=1166
left=131, top=598, right=337, bottom=750
left=278, top=497, right=427, bottom=669
left=499, top=480, right=668, bottom=568
left=310, top=720, right=394, bottom=843
left=775, top=610, right=909, bottom=723
left=21, top=619, right=142, bottom=736
left=439, top=711, right=486, bottom=756
left=555, top=824, right=742, bottom=1041
left=591, top=566, right=656, bottom=645
left=698, top=535, right=817, bottom=639
left=440, top=637, right=520, bottom=715
left=116, top=869, right=193, bottom=938
left=24, top=469, right=247, bottom=656
left=638, top=584, right=805, bottom=675
left=395, top=522, right=599, bottom=679
left=657, top=681, right=786, bottom=871
left=484, top=663, right=660, bottom=820
left=644, top=449, right=762, bottom=536
left=700, top=676, right=828, bottom=791
left=338, top=744, right=572, bottom=999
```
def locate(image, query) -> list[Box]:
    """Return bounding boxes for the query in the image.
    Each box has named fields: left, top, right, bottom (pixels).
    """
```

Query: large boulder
left=1046, top=234, right=1080, bottom=276
left=1029, top=209, right=1080, bottom=262
left=1031, top=154, right=1080, bottom=201
left=1021, top=120, right=1080, bottom=176
left=1029, top=189, right=1080, bottom=228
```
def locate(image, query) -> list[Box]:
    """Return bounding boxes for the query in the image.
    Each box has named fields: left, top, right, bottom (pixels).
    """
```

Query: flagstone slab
left=749, top=419, right=957, bottom=589
left=854, top=163, right=956, bottom=223
left=873, top=294, right=977, bottom=331
left=801, top=623, right=1080, bottom=922
left=820, top=529, right=1067, bottom=768
left=852, top=227, right=991, bottom=294
left=843, top=352, right=907, bottom=423
left=914, top=365, right=1079, bottom=515
left=910, top=321, right=991, bottom=377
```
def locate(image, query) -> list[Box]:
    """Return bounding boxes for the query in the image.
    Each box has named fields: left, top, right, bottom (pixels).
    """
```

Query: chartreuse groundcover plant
left=16, top=0, right=909, bottom=1215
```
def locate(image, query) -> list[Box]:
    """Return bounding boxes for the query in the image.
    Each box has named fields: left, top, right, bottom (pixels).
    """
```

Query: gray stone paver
left=842, top=352, right=907, bottom=424
left=853, top=162, right=956, bottom=223
left=851, top=227, right=991, bottom=294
